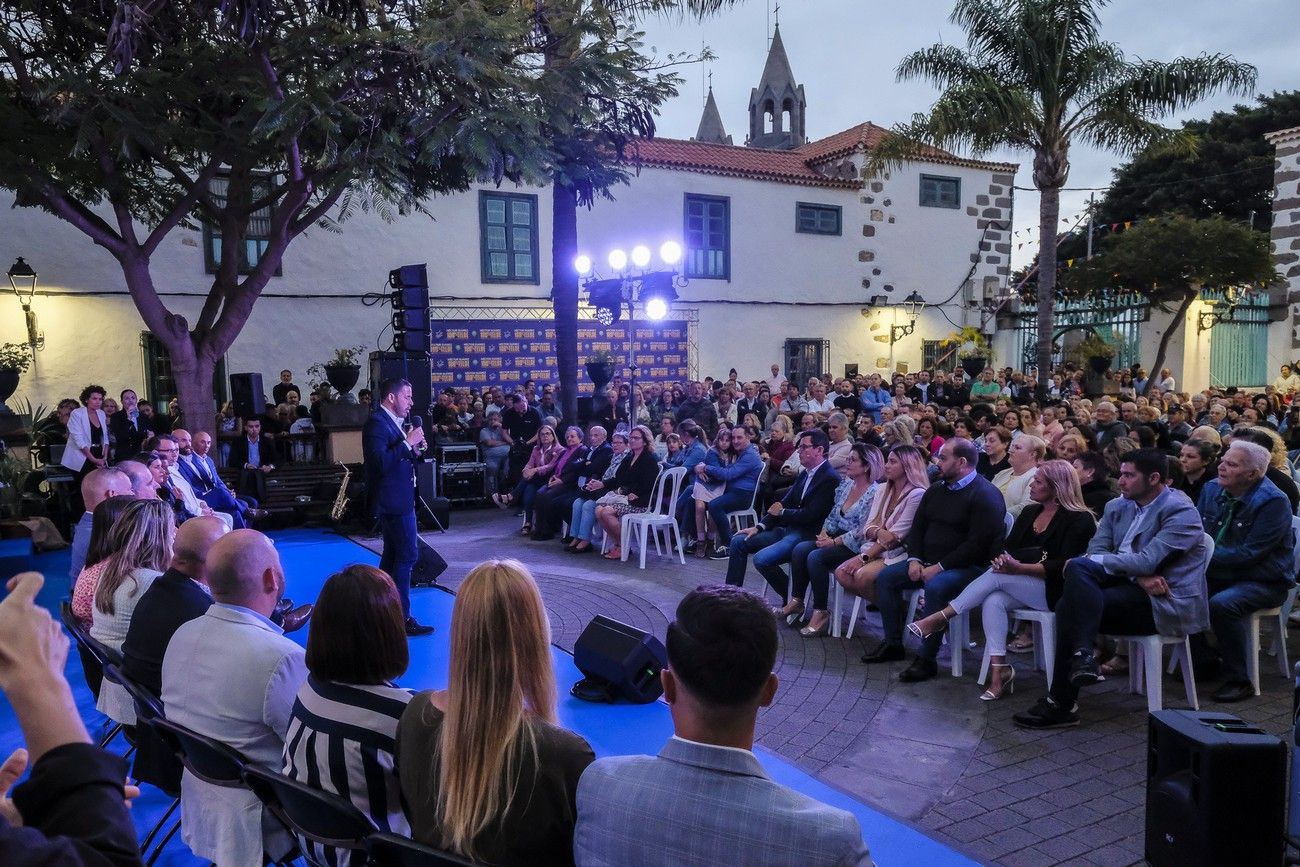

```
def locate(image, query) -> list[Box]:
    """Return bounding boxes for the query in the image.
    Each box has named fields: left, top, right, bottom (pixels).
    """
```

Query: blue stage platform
left=0, top=530, right=976, bottom=866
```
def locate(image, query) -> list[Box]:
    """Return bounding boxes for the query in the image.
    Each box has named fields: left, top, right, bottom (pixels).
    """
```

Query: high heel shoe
left=783, top=600, right=805, bottom=626
left=979, top=664, right=1016, bottom=701
left=800, top=617, right=830, bottom=638
left=906, top=609, right=950, bottom=641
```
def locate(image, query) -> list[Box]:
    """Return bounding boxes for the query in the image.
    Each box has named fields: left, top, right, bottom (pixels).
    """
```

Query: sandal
left=1007, top=634, right=1035, bottom=654
left=603, top=547, right=622, bottom=560
left=1100, top=655, right=1129, bottom=676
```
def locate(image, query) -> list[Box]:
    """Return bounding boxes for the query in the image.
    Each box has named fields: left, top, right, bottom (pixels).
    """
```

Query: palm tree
left=867, top=0, right=1256, bottom=396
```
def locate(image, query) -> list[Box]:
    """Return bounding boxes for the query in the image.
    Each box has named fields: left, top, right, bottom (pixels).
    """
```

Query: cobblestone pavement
left=354, top=507, right=1298, bottom=866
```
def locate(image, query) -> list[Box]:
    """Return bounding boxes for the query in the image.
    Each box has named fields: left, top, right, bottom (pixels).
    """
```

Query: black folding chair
left=59, top=599, right=127, bottom=750
left=103, top=663, right=181, bottom=866
left=241, top=765, right=377, bottom=867
left=366, top=832, right=479, bottom=867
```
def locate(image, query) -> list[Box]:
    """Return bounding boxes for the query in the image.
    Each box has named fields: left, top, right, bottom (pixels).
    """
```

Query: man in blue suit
left=175, top=430, right=265, bottom=528
left=574, top=585, right=872, bottom=866
left=363, top=378, right=434, bottom=636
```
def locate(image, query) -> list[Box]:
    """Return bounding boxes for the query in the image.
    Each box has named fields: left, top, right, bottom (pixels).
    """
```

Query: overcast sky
left=636, top=0, right=1297, bottom=269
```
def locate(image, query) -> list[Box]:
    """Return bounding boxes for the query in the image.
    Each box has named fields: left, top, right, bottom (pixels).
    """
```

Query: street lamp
left=890, top=291, right=925, bottom=344
left=7, top=257, right=43, bottom=351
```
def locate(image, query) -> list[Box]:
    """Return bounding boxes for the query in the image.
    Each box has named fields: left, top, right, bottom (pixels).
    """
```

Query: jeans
left=378, top=510, right=418, bottom=619
left=1208, top=579, right=1291, bottom=681
left=876, top=560, right=982, bottom=659
left=483, top=444, right=511, bottom=493
left=789, top=541, right=857, bottom=610
left=948, top=570, right=1049, bottom=657
left=511, top=475, right=547, bottom=519
left=707, top=488, right=756, bottom=545
left=1050, top=557, right=1156, bottom=707
left=728, top=527, right=814, bottom=594
left=570, top=498, right=601, bottom=543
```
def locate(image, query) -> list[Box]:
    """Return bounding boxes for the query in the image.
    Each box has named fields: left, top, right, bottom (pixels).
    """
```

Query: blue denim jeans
left=790, top=540, right=857, bottom=611
left=707, top=488, right=756, bottom=545
left=726, top=527, right=814, bottom=594
left=1209, top=579, right=1291, bottom=681
left=875, top=559, right=982, bottom=659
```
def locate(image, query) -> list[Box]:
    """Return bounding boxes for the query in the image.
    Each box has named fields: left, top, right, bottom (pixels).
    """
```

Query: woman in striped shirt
left=283, top=565, right=413, bottom=866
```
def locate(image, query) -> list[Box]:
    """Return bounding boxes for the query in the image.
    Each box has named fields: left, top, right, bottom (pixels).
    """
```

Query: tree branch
left=29, top=181, right=127, bottom=257
left=142, top=157, right=226, bottom=257
left=253, top=44, right=304, bottom=182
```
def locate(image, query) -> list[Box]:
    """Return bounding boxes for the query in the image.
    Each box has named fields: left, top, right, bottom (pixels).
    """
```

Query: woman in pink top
left=834, top=445, right=929, bottom=607
left=70, top=495, right=137, bottom=628
left=492, top=425, right=561, bottom=535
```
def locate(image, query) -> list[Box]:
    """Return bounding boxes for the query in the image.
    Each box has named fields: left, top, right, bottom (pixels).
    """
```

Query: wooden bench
left=217, top=463, right=352, bottom=526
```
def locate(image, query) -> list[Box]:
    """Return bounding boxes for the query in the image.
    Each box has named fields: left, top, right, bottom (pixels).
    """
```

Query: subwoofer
left=572, top=616, right=667, bottom=704
left=1146, top=710, right=1285, bottom=867
left=229, top=372, right=265, bottom=419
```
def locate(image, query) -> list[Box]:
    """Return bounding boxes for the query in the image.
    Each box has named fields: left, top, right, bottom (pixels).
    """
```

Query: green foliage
left=0, top=343, right=32, bottom=373
left=0, top=450, right=30, bottom=517
left=1076, top=332, right=1116, bottom=359
left=10, top=397, right=47, bottom=431
left=941, top=327, right=990, bottom=358
left=1062, top=215, right=1277, bottom=307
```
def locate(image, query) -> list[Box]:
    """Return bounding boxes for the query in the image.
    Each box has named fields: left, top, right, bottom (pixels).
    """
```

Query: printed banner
left=429, top=319, right=690, bottom=389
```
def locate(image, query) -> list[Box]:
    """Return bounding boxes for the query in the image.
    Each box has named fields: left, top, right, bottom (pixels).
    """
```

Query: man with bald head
left=162, top=529, right=305, bottom=866
left=116, top=459, right=159, bottom=500
left=67, top=467, right=131, bottom=578
left=175, top=428, right=264, bottom=528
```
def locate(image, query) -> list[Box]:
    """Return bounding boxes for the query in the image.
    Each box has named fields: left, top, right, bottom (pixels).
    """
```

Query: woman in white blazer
left=62, top=384, right=110, bottom=480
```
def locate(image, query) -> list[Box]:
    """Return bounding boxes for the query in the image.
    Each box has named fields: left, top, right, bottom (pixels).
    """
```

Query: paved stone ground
left=354, top=507, right=1299, bottom=866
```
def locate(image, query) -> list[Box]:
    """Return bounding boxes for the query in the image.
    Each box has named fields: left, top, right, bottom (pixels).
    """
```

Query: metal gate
left=784, top=339, right=829, bottom=389
left=1011, top=293, right=1148, bottom=371
left=1208, top=292, right=1269, bottom=388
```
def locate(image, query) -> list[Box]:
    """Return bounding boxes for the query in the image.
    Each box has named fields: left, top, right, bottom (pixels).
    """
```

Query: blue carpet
left=1, top=530, right=975, bottom=866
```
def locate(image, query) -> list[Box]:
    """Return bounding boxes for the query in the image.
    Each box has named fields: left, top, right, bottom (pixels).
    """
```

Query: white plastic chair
left=1243, top=516, right=1300, bottom=694
left=619, top=467, right=688, bottom=569
left=839, top=583, right=923, bottom=641
left=979, top=609, right=1056, bottom=686
left=726, top=464, right=767, bottom=535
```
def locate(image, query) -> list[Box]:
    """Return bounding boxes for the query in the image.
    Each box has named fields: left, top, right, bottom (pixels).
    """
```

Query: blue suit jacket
left=363, top=410, right=417, bottom=516
left=574, top=736, right=872, bottom=867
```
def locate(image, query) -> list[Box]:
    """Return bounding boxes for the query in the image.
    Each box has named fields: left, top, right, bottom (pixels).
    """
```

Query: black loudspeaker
left=389, top=263, right=430, bottom=353
left=369, top=353, right=433, bottom=444
left=411, top=537, right=448, bottom=587
left=415, top=458, right=438, bottom=501
left=229, top=372, right=265, bottom=418
left=572, top=616, right=667, bottom=704
left=1146, top=710, right=1285, bottom=867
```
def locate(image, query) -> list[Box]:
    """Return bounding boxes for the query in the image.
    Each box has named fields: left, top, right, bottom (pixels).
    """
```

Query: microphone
left=406, top=415, right=428, bottom=454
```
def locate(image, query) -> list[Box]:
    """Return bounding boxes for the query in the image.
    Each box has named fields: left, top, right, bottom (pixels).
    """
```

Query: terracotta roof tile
left=798, top=122, right=1019, bottom=174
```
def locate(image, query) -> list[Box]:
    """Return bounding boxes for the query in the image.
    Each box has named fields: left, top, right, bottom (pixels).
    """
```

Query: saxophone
left=331, top=461, right=352, bottom=521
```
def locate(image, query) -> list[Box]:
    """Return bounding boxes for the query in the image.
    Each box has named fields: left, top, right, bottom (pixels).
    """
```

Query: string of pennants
left=1014, top=216, right=1142, bottom=250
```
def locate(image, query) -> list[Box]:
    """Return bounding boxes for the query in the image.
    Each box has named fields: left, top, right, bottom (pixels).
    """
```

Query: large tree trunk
left=551, top=181, right=580, bottom=426
left=1143, top=289, right=1197, bottom=397
left=1035, top=186, right=1061, bottom=397
left=170, top=345, right=218, bottom=438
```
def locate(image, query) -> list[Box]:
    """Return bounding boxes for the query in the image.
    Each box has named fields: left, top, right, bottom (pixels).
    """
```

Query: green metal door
left=1208, top=298, right=1268, bottom=389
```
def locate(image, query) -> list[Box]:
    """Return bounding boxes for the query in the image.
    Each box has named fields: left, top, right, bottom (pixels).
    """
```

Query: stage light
left=608, top=249, right=628, bottom=272
left=630, top=245, right=651, bottom=268
left=574, top=254, right=592, bottom=275
left=596, top=306, right=616, bottom=326
left=644, top=298, right=668, bottom=320
left=659, top=241, right=682, bottom=265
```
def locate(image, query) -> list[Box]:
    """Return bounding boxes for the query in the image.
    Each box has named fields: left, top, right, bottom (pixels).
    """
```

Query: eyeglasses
left=797, top=443, right=820, bottom=451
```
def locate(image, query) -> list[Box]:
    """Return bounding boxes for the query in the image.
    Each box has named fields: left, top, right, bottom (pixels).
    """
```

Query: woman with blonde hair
left=907, top=460, right=1095, bottom=700
left=834, top=445, right=929, bottom=608
left=90, top=498, right=174, bottom=723
left=992, top=434, right=1046, bottom=519
left=493, top=424, right=561, bottom=535
left=397, top=560, right=593, bottom=864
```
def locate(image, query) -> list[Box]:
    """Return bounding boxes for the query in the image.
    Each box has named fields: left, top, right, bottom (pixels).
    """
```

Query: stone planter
left=959, top=356, right=987, bottom=378
left=0, top=368, right=17, bottom=415
left=324, top=364, right=361, bottom=398
left=585, top=361, right=615, bottom=390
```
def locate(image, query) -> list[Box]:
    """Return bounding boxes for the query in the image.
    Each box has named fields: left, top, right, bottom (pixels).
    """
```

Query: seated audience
left=116, top=458, right=159, bottom=501
left=595, top=425, right=662, bottom=561
left=725, top=429, right=841, bottom=594
left=162, top=529, right=307, bottom=866
left=977, top=426, right=1012, bottom=479
left=284, top=565, right=414, bottom=865
left=687, top=428, right=736, bottom=558
left=1230, top=426, right=1300, bottom=513
left=1013, top=449, right=1208, bottom=729
left=533, top=426, right=605, bottom=542
left=493, top=424, right=561, bottom=534
left=0, top=571, right=141, bottom=865
left=826, top=412, right=854, bottom=469
left=67, top=468, right=131, bottom=579
left=865, top=439, right=1006, bottom=682
left=1073, top=450, right=1118, bottom=519
left=760, top=415, right=798, bottom=504
left=179, top=430, right=267, bottom=527
left=835, top=446, right=929, bottom=606
left=1054, top=432, right=1087, bottom=464
left=777, top=444, right=883, bottom=637
left=568, top=432, right=629, bottom=554
left=695, top=426, right=764, bottom=559
left=1194, top=441, right=1296, bottom=703
left=573, top=585, right=871, bottom=866
left=89, top=499, right=174, bottom=725
left=121, top=516, right=227, bottom=792
left=1174, top=438, right=1218, bottom=505
left=480, top=411, right=513, bottom=496
left=70, top=494, right=137, bottom=693
left=228, top=417, right=276, bottom=502
left=992, top=434, right=1045, bottom=519
left=398, top=560, right=593, bottom=864
left=908, top=461, right=1096, bottom=700
left=522, top=426, right=584, bottom=538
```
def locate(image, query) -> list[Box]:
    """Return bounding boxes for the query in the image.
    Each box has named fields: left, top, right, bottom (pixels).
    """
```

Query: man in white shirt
left=765, top=363, right=786, bottom=396
left=150, top=434, right=233, bottom=529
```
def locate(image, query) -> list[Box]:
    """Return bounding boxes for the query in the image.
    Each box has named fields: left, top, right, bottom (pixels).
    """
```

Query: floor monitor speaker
left=572, top=616, right=667, bottom=704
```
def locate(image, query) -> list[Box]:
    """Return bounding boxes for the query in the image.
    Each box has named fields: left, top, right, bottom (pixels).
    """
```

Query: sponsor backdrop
left=430, top=319, right=690, bottom=388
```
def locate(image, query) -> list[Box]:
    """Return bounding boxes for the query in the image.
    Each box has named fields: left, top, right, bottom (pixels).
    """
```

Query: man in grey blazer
left=573, top=586, right=872, bottom=867
left=162, top=529, right=307, bottom=866
left=1015, top=448, right=1209, bottom=729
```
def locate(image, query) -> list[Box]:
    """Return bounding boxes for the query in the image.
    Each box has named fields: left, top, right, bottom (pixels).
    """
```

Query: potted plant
left=585, top=349, right=616, bottom=391
left=942, top=328, right=990, bottom=378
left=0, top=343, right=32, bottom=414
left=308, top=345, right=367, bottom=401
left=1078, top=332, right=1116, bottom=373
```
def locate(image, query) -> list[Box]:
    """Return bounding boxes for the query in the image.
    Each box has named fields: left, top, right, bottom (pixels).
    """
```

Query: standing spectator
left=61, top=385, right=109, bottom=485
left=765, top=363, right=786, bottom=395
left=272, top=369, right=299, bottom=406
left=109, top=388, right=150, bottom=462
left=675, top=381, right=720, bottom=440
left=859, top=373, right=890, bottom=424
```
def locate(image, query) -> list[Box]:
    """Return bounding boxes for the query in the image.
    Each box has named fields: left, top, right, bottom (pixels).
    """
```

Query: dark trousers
left=790, top=541, right=857, bottom=610
left=1050, top=558, right=1156, bottom=707
left=1207, top=578, right=1290, bottom=682
left=378, top=510, right=418, bottom=619
left=534, top=486, right=580, bottom=537
left=197, top=487, right=253, bottom=529
left=706, top=488, right=755, bottom=545
left=728, top=527, right=814, bottom=594
left=236, top=468, right=268, bottom=503
left=876, top=560, right=982, bottom=660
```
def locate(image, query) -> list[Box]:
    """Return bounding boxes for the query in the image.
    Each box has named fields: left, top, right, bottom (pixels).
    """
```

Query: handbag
left=596, top=491, right=630, bottom=506
left=692, top=480, right=725, bottom=503
left=1006, top=545, right=1046, bottom=565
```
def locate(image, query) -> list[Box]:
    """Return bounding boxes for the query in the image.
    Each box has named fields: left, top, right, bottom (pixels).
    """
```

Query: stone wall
left=1267, top=126, right=1300, bottom=349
